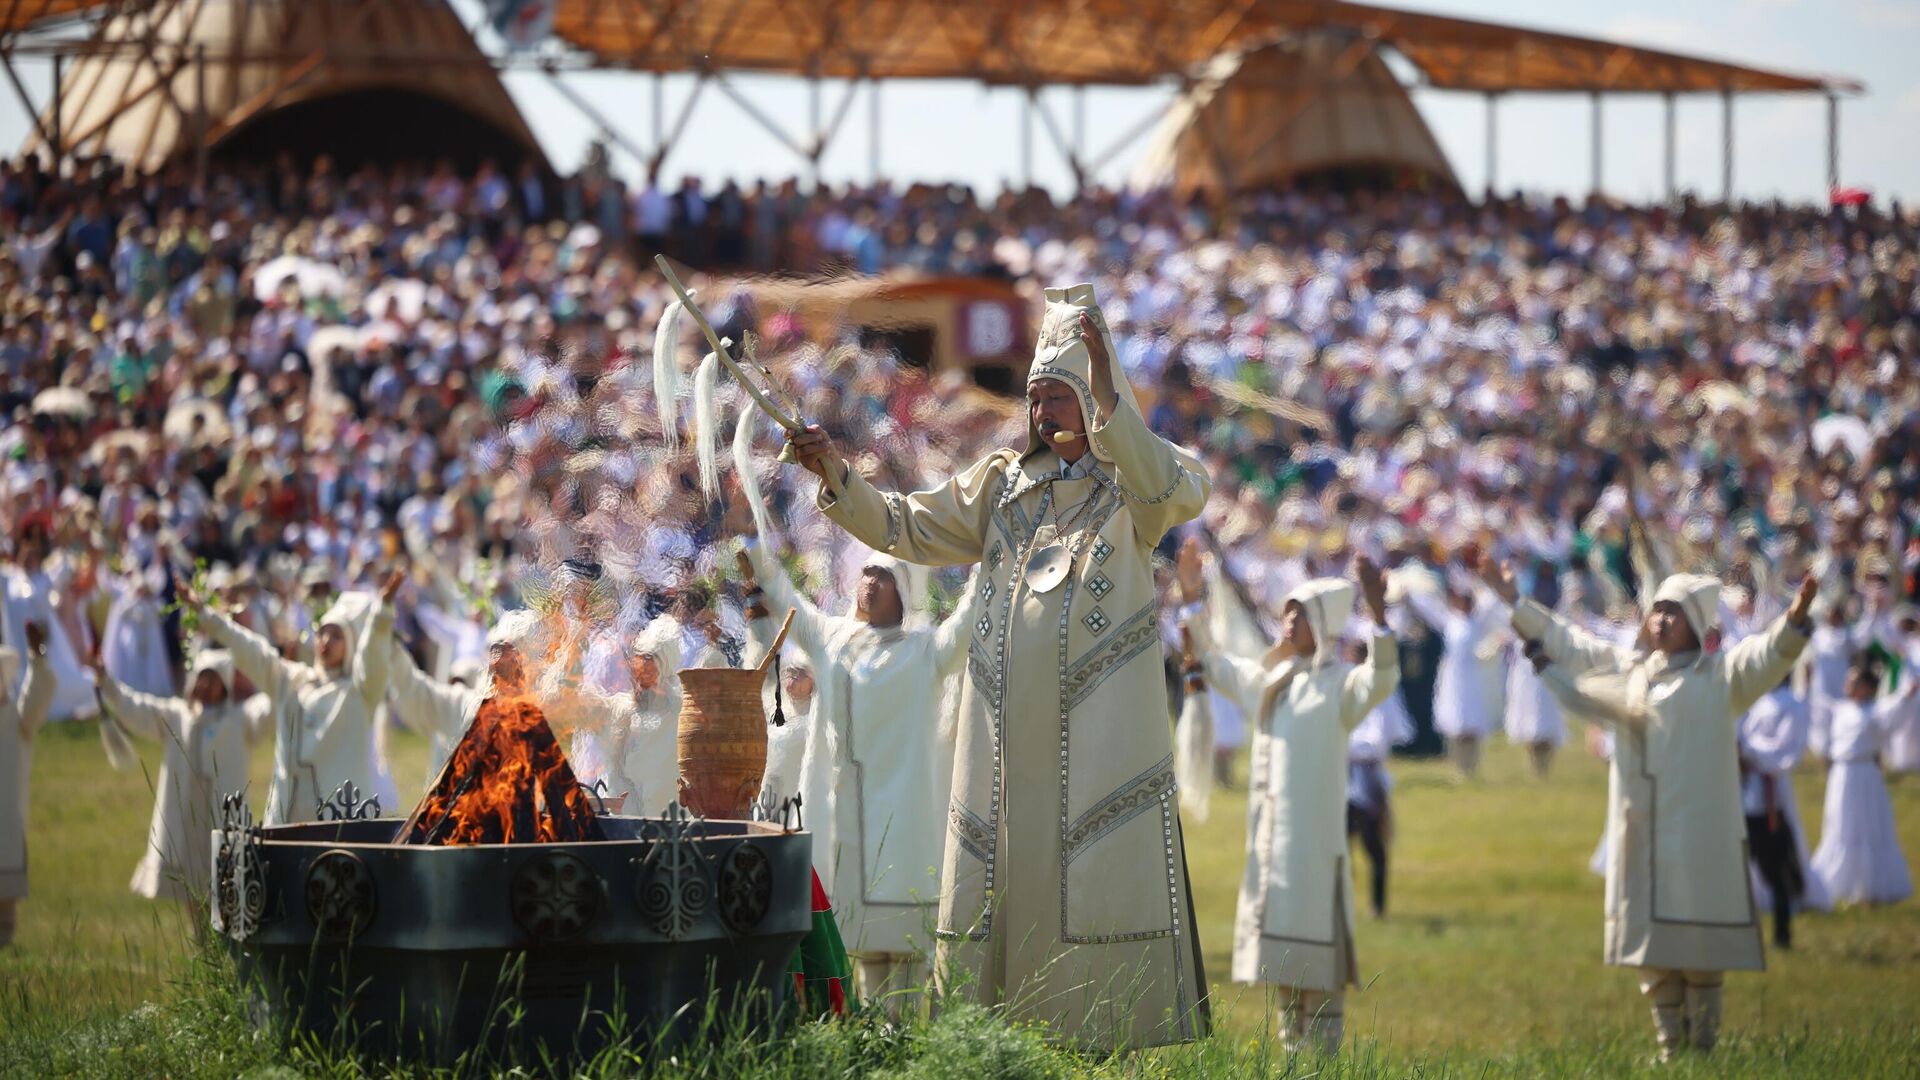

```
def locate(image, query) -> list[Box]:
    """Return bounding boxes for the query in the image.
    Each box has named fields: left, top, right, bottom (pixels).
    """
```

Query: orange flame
left=399, top=695, right=603, bottom=845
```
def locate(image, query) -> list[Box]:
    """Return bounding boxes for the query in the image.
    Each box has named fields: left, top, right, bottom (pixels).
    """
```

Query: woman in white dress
left=1404, top=573, right=1506, bottom=779
left=94, top=650, right=255, bottom=909
left=0, top=626, right=55, bottom=946
left=1809, top=656, right=1914, bottom=907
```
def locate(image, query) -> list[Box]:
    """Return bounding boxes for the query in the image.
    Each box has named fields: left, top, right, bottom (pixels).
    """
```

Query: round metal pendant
left=1026, top=543, right=1071, bottom=594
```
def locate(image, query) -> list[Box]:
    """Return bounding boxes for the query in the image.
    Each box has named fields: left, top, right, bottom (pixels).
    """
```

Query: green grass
left=4, top=720, right=1918, bottom=1077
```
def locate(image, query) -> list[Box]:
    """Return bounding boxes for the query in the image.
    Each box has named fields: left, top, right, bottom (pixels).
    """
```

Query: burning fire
left=400, top=696, right=604, bottom=845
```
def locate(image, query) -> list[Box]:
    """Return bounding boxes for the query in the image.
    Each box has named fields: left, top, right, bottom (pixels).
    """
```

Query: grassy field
left=3, top=718, right=1918, bottom=1077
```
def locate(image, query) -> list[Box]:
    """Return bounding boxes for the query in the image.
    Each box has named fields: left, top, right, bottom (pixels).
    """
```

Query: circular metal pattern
left=305, top=849, right=377, bottom=943
left=215, top=834, right=268, bottom=941
left=716, top=842, right=773, bottom=933
left=511, top=852, right=604, bottom=942
left=636, top=836, right=711, bottom=940
left=1025, top=543, right=1070, bottom=594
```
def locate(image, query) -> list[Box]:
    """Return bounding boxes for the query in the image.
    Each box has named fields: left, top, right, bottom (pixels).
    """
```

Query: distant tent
left=1134, top=30, right=1457, bottom=196
left=24, top=0, right=547, bottom=173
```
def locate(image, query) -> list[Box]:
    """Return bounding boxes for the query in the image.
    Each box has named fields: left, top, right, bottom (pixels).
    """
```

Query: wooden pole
left=1484, top=92, right=1497, bottom=199
left=1590, top=91, right=1602, bottom=199
left=1721, top=90, right=1734, bottom=205
left=1663, top=93, right=1676, bottom=201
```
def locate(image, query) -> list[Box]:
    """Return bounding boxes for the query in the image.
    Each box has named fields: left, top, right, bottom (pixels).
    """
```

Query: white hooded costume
left=1516, top=572, right=1808, bottom=1055
left=745, top=541, right=973, bottom=959
left=97, top=651, right=254, bottom=902
left=0, top=646, right=54, bottom=905
left=609, top=616, right=686, bottom=816
left=3, top=565, right=96, bottom=721
left=810, top=284, right=1212, bottom=1049
left=1809, top=691, right=1915, bottom=906
left=1188, top=579, right=1399, bottom=998
left=1404, top=584, right=1505, bottom=740
left=205, top=592, right=393, bottom=825
left=99, top=562, right=176, bottom=698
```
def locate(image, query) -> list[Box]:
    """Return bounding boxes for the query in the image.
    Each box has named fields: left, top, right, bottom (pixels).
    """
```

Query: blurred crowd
left=2, top=147, right=1918, bottom=747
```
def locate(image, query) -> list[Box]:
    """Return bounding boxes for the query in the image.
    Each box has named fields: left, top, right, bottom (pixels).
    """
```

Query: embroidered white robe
left=816, top=395, right=1211, bottom=1050
left=1191, top=586, right=1399, bottom=992
left=1521, top=600, right=1808, bottom=972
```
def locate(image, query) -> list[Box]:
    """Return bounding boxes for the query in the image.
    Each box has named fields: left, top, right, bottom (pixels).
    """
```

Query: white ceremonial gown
left=1522, top=575, right=1807, bottom=973
left=814, top=284, right=1212, bottom=1050
left=747, top=544, right=972, bottom=957
left=1809, top=697, right=1914, bottom=906
left=206, top=595, right=392, bottom=825
left=2, top=567, right=96, bottom=721
left=0, top=650, right=53, bottom=901
left=1192, top=580, right=1399, bottom=992
left=1406, top=589, right=1504, bottom=739
left=97, top=655, right=253, bottom=902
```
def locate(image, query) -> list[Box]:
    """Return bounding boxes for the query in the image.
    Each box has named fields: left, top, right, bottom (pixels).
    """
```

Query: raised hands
left=1175, top=535, right=1205, bottom=603
left=1478, top=557, right=1520, bottom=606
left=1786, top=575, right=1818, bottom=628
left=1354, top=555, right=1388, bottom=622
left=1078, top=310, right=1119, bottom=415
left=379, top=569, right=407, bottom=605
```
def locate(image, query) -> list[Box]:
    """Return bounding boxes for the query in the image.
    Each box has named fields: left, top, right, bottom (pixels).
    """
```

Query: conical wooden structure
left=24, top=0, right=546, bottom=173
left=1133, top=30, right=1457, bottom=196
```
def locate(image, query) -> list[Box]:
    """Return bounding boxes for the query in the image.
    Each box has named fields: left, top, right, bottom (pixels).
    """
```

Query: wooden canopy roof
left=547, top=0, right=1857, bottom=93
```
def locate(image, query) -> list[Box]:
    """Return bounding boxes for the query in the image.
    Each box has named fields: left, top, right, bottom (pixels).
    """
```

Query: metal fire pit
left=211, top=794, right=811, bottom=1065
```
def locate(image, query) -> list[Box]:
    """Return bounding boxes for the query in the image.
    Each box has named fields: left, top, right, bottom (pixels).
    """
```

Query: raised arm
left=1402, top=588, right=1459, bottom=637
left=95, top=671, right=188, bottom=744
left=1087, top=396, right=1211, bottom=545
left=1537, top=662, right=1642, bottom=731
left=1723, top=579, right=1816, bottom=717
left=931, top=571, right=982, bottom=679
left=387, top=640, right=478, bottom=744
left=742, top=543, right=844, bottom=662
left=1341, top=630, right=1400, bottom=728
left=1339, top=557, right=1399, bottom=727
left=1074, top=305, right=1209, bottom=543
left=357, top=577, right=403, bottom=708
left=17, top=650, right=54, bottom=743
left=798, top=427, right=1004, bottom=567
left=198, top=604, right=294, bottom=700
left=1174, top=539, right=1271, bottom=711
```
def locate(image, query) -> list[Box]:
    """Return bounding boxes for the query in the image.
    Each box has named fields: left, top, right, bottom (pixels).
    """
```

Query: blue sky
left=2, top=0, right=1914, bottom=205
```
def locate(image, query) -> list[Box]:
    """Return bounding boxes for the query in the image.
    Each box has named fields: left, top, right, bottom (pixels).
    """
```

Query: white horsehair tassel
left=652, top=295, right=687, bottom=453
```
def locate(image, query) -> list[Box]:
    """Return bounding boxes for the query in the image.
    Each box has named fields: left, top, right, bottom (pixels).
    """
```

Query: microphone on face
left=1050, top=430, right=1083, bottom=443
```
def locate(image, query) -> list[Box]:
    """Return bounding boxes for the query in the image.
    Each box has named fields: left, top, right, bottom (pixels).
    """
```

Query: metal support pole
left=1483, top=92, right=1497, bottom=198
left=1021, top=87, right=1034, bottom=189
left=1721, top=90, right=1734, bottom=204
left=51, top=54, right=62, bottom=173
left=808, top=74, right=821, bottom=188
left=1590, top=91, right=1602, bottom=199
left=1663, top=93, right=1676, bottom=200
left=651, top=72, right=664, bottom=178
left=194, top=44, right=209, bottom=190
left=1826, top=91, right=1839, bottom=194
left=1073, top=85, right=1086, bottom=183
left=868, top=78, right=881, bottom=184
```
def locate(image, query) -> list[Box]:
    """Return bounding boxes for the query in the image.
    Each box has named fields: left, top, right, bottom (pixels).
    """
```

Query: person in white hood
left=94, top=649, right=256, bottom=909
left=185, top=571, right=401, bottom=825
left=0, top=624, right=55, bottom=946
left=1404, top=567, right=1506, bottom=779
left=738, top=539, right=974, bottom=1016
left=604, top=615, right=687, bottom=816
left=1489, top=562, right=1815, bottom=1062
left=389, top=607, right=548, bottom=783
left=1180, top=544, right=1398, bottom=1055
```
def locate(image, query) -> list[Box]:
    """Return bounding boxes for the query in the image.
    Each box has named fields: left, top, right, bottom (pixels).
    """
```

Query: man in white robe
left=1738, top=676, right=1827, bottom=946
left=1492, top=563, right=1815, bottom=1060
left=782, top=285, right=1211, bottom=1050
left=188, top=572, right=400, bottom=825
left=1181, top=546, right=1397, bottom=1053
left=739, top=539, right=974, bottom=1013
left=94, top=650, right=254, bottom=908
left=389, top=609, right=549, bottom=784
left=0, top=627, right=54, bottom=946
